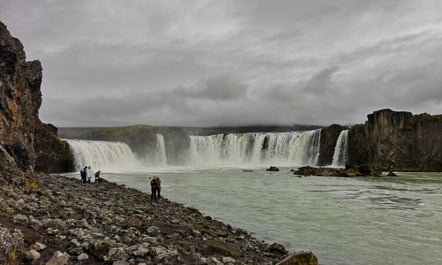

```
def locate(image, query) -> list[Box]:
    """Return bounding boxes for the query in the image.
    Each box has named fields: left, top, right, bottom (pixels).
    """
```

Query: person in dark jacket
left=150, top=176, right=161, bottom=204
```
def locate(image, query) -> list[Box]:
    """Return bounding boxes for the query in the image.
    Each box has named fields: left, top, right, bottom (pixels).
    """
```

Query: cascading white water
left=65, top=129, right=323, bottom=170
left=331, top=130, right=349, bottom=168
left=188, top=129, right=322, bottom=167
left=65, top=139, right=142, bottom=171
left=156, top=134, right=167, bottom=165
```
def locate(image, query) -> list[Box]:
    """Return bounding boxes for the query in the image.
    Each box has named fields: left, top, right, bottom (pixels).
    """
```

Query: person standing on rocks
left=150, top=176, right=161, bottom=204
left=95, top=170, right=101, bottom=182
left=81, top=166, right=87, bottom=183
left=87, top=166, right=93, bottom=183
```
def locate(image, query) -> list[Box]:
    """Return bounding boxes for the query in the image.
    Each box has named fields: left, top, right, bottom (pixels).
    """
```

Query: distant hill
left=58, top=124, right=323, bottom=139
left=58, top=127, right=114, bottom=139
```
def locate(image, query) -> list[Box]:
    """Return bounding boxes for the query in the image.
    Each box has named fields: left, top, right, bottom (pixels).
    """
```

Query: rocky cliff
left=348, top=109, right=442, bottom=171
left=0, top=21, right=70, bottom=179
left=317, top=124, right=349, bottom=166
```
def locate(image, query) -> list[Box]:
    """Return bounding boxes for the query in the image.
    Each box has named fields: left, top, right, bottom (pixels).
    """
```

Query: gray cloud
left=1, top=0, right=442, bottom=127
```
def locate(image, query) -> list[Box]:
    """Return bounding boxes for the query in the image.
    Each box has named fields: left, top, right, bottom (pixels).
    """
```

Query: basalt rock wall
left=0, top=21, right=70, bottom=179
left=317, top=124, right=349, bottom=166
left=348, top=109, right=442, bottom=171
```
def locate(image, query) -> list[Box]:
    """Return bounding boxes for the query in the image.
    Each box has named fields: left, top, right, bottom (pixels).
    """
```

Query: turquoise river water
left=66, top=168, right=441, bottom=265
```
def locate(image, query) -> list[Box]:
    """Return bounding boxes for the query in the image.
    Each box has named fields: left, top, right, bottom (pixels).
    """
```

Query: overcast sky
left=1, top=0, right=442, bottom=127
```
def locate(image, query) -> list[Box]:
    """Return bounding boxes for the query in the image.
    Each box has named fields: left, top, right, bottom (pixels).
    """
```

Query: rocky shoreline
left=0, top=174, right=318, bottom=265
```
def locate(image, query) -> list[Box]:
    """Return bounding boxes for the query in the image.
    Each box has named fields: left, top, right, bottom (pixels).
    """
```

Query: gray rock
left=32, top=242, right=47, bottom=250
left=77, top=253, right=89, bottom=261
left=113, top=261, right=130, bottom=265
left=104, top=247, right=128, bottom=262
left=15, top=198, right=26, bottom=209
left=26, top=249, right=41, bottom=261
left=133, top=244, right=150, bottom=257
left=13, top=214, right=29, bottom=223
left=46, top=251, right=70, bottom=265
left=152, top=246, right=178, bottom=261
left=70, top=239, right=82, bottom=248
left=146, top=226, right=160, bottom=236
left=223, top=256, right=236, bottom=263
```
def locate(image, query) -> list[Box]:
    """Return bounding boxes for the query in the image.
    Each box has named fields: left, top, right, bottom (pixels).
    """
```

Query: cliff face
left=34, top=121, right=73, bottom=173
left=348, top=109, right=442, bottom=171
left=317, top=124, right=349, bottom=166
left=0, top=21, right=70, bottom=179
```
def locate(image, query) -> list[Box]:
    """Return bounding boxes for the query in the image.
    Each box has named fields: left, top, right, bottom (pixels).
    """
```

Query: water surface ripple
left=88, top=169, right=442, bottom=265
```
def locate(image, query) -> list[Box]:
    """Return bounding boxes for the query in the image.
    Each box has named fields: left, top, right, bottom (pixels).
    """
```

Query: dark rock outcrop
left=0, top=21, right=69, bottom=178
left=34, top=122, right=73, bottom=173
left=348, top=109, right=442, bottom=171
left=293, top=165, right=381, bottom=177
left=317, top=124, right=349, bottom=166
left=266, top=166, right=280, bottom=171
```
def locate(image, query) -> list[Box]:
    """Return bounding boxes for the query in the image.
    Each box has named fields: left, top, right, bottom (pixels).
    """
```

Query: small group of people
left=80, top=166, right=101, bottom=183
left=150, top=175, right=161, bottom=204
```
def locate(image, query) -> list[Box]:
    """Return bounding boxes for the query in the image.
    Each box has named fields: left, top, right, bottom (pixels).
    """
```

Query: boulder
left=25, top=249, right=41, bottom=262
left=276, top=251, right=319, bottom=265
left=46, top=251, right=70, bottom=265
left=293, top=166, right=323, bottom=176
left=266, top=166, right=280, bottom=172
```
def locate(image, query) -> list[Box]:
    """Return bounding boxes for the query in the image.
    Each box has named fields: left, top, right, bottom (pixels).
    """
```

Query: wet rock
left=266, top=242, right=287, bottom=255
left=275, top=251, right=319, bottom=265
left=266, top=166, right=280, bottom=171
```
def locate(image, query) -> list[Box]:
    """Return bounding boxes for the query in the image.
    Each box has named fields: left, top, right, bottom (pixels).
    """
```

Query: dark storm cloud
left=1, top=0, right=441, bottom=127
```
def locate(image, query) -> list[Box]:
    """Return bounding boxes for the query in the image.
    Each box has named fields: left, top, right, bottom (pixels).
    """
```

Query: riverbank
left=0, top=174, right=318, bottom=265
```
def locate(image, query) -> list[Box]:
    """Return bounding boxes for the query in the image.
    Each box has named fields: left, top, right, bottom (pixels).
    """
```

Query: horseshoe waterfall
left=64, top=129, right=336, bottom=170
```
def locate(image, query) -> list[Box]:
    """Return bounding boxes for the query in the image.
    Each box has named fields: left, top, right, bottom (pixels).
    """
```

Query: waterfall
left=65, top=129, right=323, bottom=170
left=65, top=139, right=142, bottom=171
left=331, top=130, right=349, bottom=168
left=156, top=134, right=167, bottom=165
left=188, top=129, right=322, bottom=167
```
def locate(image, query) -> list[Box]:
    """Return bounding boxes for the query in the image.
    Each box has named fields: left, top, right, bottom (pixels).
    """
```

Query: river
left=65, top=168, right=442, bottom=265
